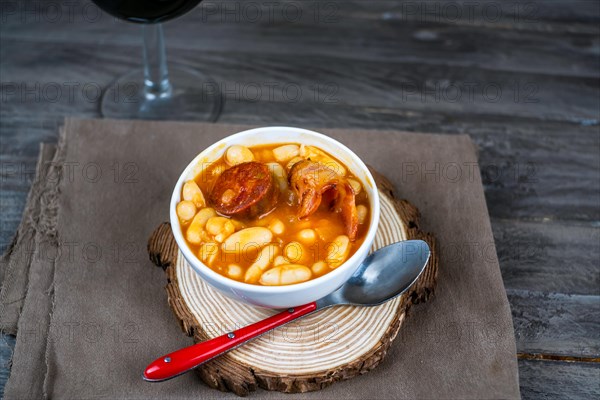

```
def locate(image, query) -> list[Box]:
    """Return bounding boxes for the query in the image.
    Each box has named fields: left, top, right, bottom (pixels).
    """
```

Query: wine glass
left=92, top=0, right=221, bottom=121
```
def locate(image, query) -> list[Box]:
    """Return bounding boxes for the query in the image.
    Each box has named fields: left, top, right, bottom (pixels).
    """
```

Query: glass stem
left=142, top=24, right=171, bottom=99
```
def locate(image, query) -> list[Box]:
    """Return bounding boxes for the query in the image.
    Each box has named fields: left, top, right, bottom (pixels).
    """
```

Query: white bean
left=311, top=261, right=328, bottom=275
left=186, top=208, right=216, bottom=244
left=259, top=265, right=312, bottom=285
left=268, top=218, right=285, bottom=235
left=205, top=217, right=228, bottom=235
left=182, top=180, right=206, bottom=208
left=272, top=144, right=300, bottom=162
left=347, top=178, right=362, bottom=195
left=284, top=241, right=306, bottom=263
left=198, top=242, right=219, bottom=265
left=326, top=235, right=351, bottom=268
left=221, top=189, right=236, bottom=205
left=267, top=162, right=288, bottom=191
left=357, top=205, right=368, bottom=224
left=273, top=255, right=287, bottom=266
left=176, top=201, right=196, bottom=223
left=244, top=244, right=280, bottom=283
left=314, top=218, right=344, bottom=242
left=206, top=216, right=236, bottom=243
left=225, top=145, right=254, bottom=166
left=227, top=264, right=243, bottom=280
left=299, top=143, right=307, bottom=157
left=222, top=227, right=273, bottom=254
left=197, top=207, right=217, bottom=225
left=297, top=229, right=316, bottom=244
left=301, top=146, right=346, bottom=176
left=280, top=265, right=312, bottom=285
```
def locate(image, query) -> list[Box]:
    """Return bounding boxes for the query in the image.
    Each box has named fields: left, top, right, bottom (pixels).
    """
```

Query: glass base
left=100, top=65, right=222, bottom=121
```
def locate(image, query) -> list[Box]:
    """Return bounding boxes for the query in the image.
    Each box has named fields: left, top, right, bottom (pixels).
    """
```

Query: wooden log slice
left=148, top=169, right=438, bottom=396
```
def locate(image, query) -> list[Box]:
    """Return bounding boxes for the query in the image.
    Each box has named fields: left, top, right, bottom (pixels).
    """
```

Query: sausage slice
left=210, top=162, right=278, bottom=219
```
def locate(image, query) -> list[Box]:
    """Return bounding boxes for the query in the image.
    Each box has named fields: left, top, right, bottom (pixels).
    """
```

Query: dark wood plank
left=3, top=0, right=599, bottom=27
left=0, top=334, right=16, bottom=399
left=0, top=188, right=29, bottom=251
left=475, top=130, right=600, bottom=223
left=1, top=1, right=598, bottom=78
left=509, top=289, right=600, bottom=358
left=518, top=359, right=600, bottom=400
left=3, top=0, right=599, bottom=31
left=2, top=37, right=598, bottom=122
left=327, top=0, right=600, bottom=27
left=494, top=219, right=600, bottom=295
left=356, top=0, right=600, bottom=29
left=0, top=116, right=63, bottom=157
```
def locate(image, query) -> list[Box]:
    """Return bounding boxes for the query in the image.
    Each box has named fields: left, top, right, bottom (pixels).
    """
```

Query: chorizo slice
left=210, top=162, right=278, bottom=219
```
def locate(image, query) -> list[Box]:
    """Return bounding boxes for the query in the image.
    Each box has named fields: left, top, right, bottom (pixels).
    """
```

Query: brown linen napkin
left=0, top=143, right=58, bottom=334
left=1, top=141, right=61, bottom=399
left=3, top=118, right=520, bottom=399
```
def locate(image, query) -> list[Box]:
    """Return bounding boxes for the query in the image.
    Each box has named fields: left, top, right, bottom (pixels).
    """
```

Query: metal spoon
left=143, top=239, right=430, bottom=382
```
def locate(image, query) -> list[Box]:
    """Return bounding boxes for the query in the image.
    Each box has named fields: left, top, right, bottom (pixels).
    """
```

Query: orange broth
left=178, top=143, right=370, bottom=285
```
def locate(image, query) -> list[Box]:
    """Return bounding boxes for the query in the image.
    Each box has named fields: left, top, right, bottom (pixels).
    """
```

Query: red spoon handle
left=143, top=302, right=318, bottom=382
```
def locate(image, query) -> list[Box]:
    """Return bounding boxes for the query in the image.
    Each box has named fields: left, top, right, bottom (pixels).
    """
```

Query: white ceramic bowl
left=170, top=126, right=380, bottom=308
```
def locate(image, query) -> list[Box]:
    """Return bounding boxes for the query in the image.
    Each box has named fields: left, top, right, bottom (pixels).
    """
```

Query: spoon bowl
left=320, top=240, right=430, bottom=307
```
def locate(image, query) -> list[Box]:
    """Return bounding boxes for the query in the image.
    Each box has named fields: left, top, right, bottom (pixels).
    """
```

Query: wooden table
left=1, top=1, right=598, bottom=397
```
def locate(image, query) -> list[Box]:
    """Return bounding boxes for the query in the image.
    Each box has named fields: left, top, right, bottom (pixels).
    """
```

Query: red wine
left=93, top=0, right=202, bottom=23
